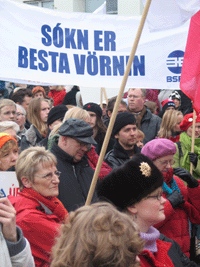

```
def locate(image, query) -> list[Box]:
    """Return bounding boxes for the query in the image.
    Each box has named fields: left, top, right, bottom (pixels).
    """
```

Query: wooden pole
left=190, top=110, right=196, bottom=174
left=100, top=87, right=103, bottom=108
left=85, top=0, right=153, bottom=205
left=103, top=87, right=108, bottom=105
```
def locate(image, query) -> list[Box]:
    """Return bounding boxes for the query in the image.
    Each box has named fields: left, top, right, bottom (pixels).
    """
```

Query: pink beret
left=141, top=138, right=177, bottom=161
left=180, top=113, right=200, bottom=132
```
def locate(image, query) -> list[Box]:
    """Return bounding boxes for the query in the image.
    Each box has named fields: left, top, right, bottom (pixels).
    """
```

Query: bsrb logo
left=166, top=50, right=184, bottom=74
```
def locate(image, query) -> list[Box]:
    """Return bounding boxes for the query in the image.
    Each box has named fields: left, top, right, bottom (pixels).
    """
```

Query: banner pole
left=103, top=87, right=108, bottom=105
left=190, top=110, right=196, bottom=174
left=100, top=87, right=103, bottom=108
left=85, top=0, right=152, bottom=205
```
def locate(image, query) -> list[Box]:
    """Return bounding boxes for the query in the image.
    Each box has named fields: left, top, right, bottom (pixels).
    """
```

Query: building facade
left=15, top=0, right=143, bottom=15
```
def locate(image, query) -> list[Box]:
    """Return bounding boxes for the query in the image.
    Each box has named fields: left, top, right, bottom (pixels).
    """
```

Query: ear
left=21, top=177, right=33, bottom=188
left=107, top=110, right=112, bottom=118
left=114, top=133, right=119, bottom=139
left=127, top=205, right=138, bottom=215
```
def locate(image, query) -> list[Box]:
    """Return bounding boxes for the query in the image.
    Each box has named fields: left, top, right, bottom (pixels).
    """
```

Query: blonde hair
left=50, top=202, right=144, bottom=267
left=27, top=98, right=49, bottom=136
left=137, top=129, right=145, bottom=140
left=0, top=99, right=16, bottom=113
left=49, top=107, right=90, bottom=138
left=158, top=110, right=183, bottom=138
left=15, top=146, right=57, bottom=190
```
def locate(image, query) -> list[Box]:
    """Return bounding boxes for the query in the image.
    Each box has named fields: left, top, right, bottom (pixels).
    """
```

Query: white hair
left=16, top=104, right=26, bottom=116
left=0, top=121, right=20, bottom=133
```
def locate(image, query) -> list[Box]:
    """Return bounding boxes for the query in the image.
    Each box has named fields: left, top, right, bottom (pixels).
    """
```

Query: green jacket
left=173, top=132, right=200, bottom=179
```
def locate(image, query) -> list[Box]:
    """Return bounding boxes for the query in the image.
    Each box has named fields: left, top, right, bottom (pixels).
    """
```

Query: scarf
left=135, top=106, right=147, bottom=130
left=140, top=226, right=160, bottom=253
left=20, top=188, right=68, bottom=221
left=47, top=134, right=59, bottom=150
left=162, top=168, right=180, bottom=194
left=179, top=132, right=200, bottom=171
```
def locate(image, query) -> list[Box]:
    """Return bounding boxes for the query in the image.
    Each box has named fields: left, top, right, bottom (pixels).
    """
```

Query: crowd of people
left=0, top=82, right=200, bottom=266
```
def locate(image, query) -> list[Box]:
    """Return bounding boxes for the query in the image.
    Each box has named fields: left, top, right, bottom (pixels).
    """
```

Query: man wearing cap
left=127, top=88, right=161, bottom=144
left=50, top=118, right=98, bottom=212
left=104, top=112, right=141, bottom=169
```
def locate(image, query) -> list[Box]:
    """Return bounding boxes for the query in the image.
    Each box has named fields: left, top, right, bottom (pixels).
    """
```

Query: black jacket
left=104, top=140, right=141, bottom=169
left=159, top=234, right=197, bottom=267
left=50, top=142, right=98, bottom=212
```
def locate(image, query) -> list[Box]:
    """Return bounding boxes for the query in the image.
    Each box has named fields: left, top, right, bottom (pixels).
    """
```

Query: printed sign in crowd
left=0, top=172, right=19, bottom=197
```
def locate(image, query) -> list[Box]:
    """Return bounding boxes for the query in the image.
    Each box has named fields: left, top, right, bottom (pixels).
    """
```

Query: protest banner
left=0, top=0, right=190, bottom=98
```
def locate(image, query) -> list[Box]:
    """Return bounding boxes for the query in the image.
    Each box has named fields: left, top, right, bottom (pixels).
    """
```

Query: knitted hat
left=47, top=105, right=68, bottom=126
left=97, top=154, right=163, bottom=211
left=161, top=99, right=175, bottom=111
left=141, top=138, right=176, bottom=161
left=83, top=102, right=102, bottom=118
left=112, top=112, right=136, bottom=136
left=32, top=86, right=46, bottom=97
left=0, top=133, right=17, bottom=149
left=179, top=113, right=200, bottom=132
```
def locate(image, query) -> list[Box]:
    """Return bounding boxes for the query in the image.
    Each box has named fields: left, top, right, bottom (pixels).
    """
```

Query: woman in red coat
left=97, top=154, right=196, bottom=266
left=142, top=138, right=200, bottom=258
left=9, top=146, right=68, bottom=267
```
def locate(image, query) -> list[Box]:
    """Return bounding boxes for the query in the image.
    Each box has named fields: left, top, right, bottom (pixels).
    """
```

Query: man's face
left=127, top=88, right=145, bottom=112
left=63, top=136, right=90, bottom=162
left=115, top=124, right=138, bottom=150
left=0, top=105, right=16, bottom=122
left=22, top=96, right=32, bottom=112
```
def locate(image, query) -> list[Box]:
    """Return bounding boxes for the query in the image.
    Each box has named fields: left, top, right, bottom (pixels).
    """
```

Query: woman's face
left=0, top=146, right=18, bottom=171
left=29, top=163, right=60, bottom=197
left=173, top=114, right=183, bottom=132
left=40, top=100, right=50, bottom=123
left=153, top=154, right=175, bottom=173
left=186, top=122, right=200, bottom=138
left=88, top=111, right=97, bottom=128
left=133, top=187, right=166, bottom=231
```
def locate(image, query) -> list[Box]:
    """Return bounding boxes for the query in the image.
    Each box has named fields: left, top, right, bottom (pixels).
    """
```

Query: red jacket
left=154, top=168, right=200, bottom=258
left=48, top=89, right=66, bottom=106
left=139, top=239, right=174, bottom=267
left=9, top=193, right=65, bottom=267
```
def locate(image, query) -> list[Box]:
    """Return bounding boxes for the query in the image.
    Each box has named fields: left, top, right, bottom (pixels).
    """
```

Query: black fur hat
left=97, top=154, right=163, bottom=211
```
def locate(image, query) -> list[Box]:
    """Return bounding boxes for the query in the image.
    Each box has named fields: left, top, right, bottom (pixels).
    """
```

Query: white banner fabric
left=0, top=0, right=190, bottom=91
left=0, top=172, right=19, bottom=197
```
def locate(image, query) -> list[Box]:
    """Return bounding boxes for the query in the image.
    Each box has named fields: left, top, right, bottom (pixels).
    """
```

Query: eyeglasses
left=146, top=192, right=163, bottom=201
left=16, top=112, right=25, bottom=117
left=155, top=159, right=175, bottom=167
left=72, top=138, right=91, bottom=150
left=35, top=170, right=61, bottom=181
